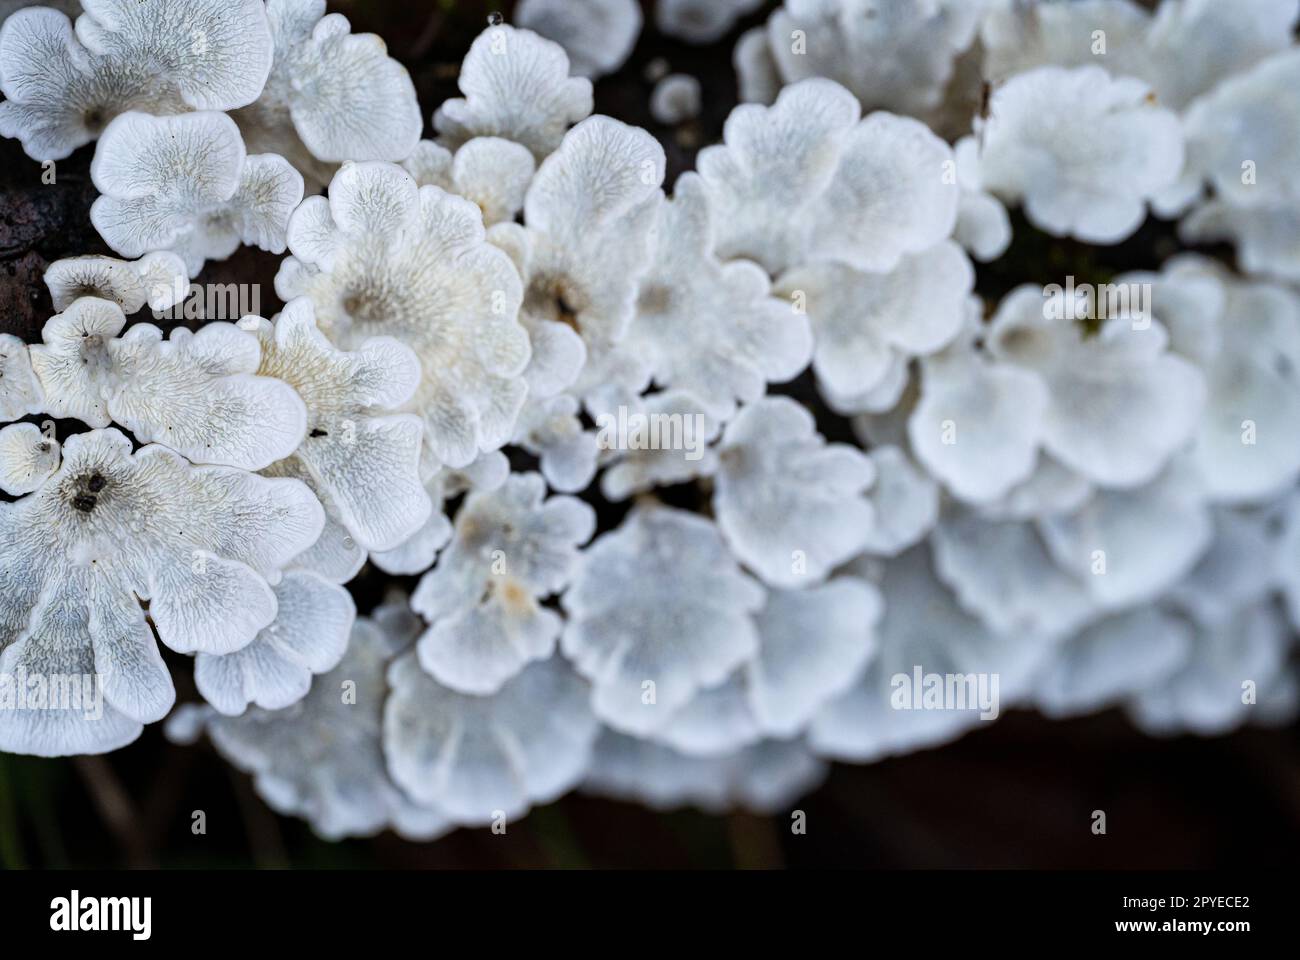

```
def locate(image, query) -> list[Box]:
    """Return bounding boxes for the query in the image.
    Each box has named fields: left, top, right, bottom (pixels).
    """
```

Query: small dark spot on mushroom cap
left=341, top=288, right=391, bottom=325
left=73, top=494, right=97, bottom=513
left=499, top=579, right=532, bottom=614
left=528, top=274, right=587, bottom=332
left=557, top=293, right=579, bottom=326
left=87, top=472, right=106, bottom=492
left=638, top=283, right=673, bottom=315
left=310, top=428, right=328, bottom=438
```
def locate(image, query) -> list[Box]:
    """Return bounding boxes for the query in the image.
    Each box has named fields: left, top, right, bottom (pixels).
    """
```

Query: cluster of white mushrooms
left=0, top=0, right=1297, bottom=840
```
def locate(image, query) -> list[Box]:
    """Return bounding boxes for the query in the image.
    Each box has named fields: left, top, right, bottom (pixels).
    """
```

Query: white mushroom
left=383, top=651, right=599, bottom=825
left=233, top=0, right=422, bottom=187
left=240, top=298, right=431, bottom=553
left=515, top=0, right=642, bottom=79
left=200, top=601, right=450, bottom=840
left=656, top=577, right=882, bottom=755
left=0, top=429, right=322, bottom=756
left=402, top=137, right=537, bottom=227
left=765, top=0, right=984, bottom=117
left=0, top=334, right=43, bottom=423
left=969, top=65, right=1184, bottom=243
left=777, top=240, right=971, bottom=411
left=517, top=116, right=665, bottom=407
left=649, top=73, right=702, bottom=125
left=619, top=173, right=812, bottom=420
left=658, top=0, right=763, bottom=45
left=43, top=252, right=188, bottom=314
left=562, top=505, right=766, bottom=734
left=30, top=297, right=308, bottom=471
left=0, top=2, right=271, bottom=161
left=90, top=111, right=304, bottom=276
left=698, top=78, right=959, bottom=274
left=514, top=394, right=601, bottom=494
left=277, top=161, right=529, bottom=469
left=985, top=286, right=1206, bottom=489
left=409, top=473, right=595, bottom=694
left=1032, top=607, right=1192, bottom=719
left=194, top=569, right=354, bottom=715
left=0, top=422, right=59, bottom=495
left=434, top=24, right=593, bottom=162
left=714, top=396, right=876, bottom=588
left=810, top=546, right=1052, bottom=762
left=598, top=391, right=720, bottom=501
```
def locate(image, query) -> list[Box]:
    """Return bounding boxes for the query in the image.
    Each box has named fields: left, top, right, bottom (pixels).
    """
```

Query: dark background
left=0, top=0, right=1297, bottom=869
